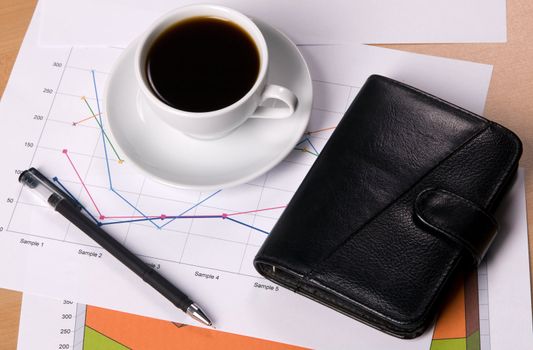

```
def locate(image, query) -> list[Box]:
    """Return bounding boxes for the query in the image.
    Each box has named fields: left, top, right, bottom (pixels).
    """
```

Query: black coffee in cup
left=145, top=16, right=260, bottom=113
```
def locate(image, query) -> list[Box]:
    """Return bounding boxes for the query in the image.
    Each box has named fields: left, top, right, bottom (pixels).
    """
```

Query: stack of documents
left=0, top=1, right=530, bottom=349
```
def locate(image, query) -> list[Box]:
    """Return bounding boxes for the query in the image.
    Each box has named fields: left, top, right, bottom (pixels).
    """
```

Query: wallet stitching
left=264, top=77, right=522, bottom=333
left=414, top=188, right=498, bottom=262
left=298, top=124, right=491, bottom=286
left=257, top=260, right=423, bottom=332
left=271, top=254, right=464, bottom=334
left=295, top=122, right=521, bottom=325
left=292, top=245, right=464, bottom=332
left=306, top=121, right=521, bottom=327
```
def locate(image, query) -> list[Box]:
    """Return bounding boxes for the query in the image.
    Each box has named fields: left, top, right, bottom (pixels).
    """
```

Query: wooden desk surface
left=1, top=0, right=533, bottom=349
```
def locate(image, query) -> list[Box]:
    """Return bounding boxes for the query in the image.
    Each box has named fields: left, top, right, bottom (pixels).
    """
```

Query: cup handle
left=250, top=84, right=298, bottom=119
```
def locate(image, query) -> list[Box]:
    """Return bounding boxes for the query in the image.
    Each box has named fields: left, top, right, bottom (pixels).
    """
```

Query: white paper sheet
left=486, top=170, right=533, bottom=349
left=0, top=4, right=496, bottom=350
left=15, top=171, right=533, bottom=350
left=39, top=0, right=507, bottom=47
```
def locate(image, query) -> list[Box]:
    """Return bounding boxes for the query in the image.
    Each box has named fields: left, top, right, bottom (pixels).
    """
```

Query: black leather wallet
left=254, top=75, right=522, bottom=338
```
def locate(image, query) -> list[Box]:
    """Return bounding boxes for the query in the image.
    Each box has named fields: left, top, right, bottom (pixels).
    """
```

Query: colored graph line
left=103, top=214, right=219, bottom=220
left=100, top=215, right=223, bottom=226
left=57, top=70, right=276, bottom=237
left=53, top=177, right=100, bottom=225
left=223, top=205, right=286, bottom=217
left=224, top=217, right=269, bottom=235
left=306, top=138, right=319, bottom=155
left=55, top=171, right=274, bottom=236
left=294, top=137, right=319, bottom=156
left=90, top=71, right=113, bottom=188
left=294, top=147, right=318, bottom=156
left=305, top=126, right=336, bottom=135
left=55, top=164, right=276, bottom=236
left=159, top=190, right=222, bottom=229
left=59, top=146, right=156, bottom=226
left=81, top=96, right=124, bottom=164
left=89, top=70, right=160, bottom=228
left=294, top=126, right=338, bottom=156
left=72, top=112, right=101, bottom=126
left=98, top=205, right=286, bottom=221
left=96, top=190, right=222, bottom=228
left=62, top=149, right=103, bottom=217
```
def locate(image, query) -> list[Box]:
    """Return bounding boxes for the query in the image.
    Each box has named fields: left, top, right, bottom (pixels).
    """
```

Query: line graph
left=1, top=25, right=502, bottom=348
left=80, top=96, right=123, bottom=163
left=55, top=69, right=320, bottom=235
left=72, top=112, right=101, bottom=126
left=305, top=126, right=336, bottom=135
left=5, top=45, right=352, bottom=278
left=61, top=138, right=281, bottom=233
left=63, top=149, right=103, bottom=217
left=294, top=138, right=320, bottom=156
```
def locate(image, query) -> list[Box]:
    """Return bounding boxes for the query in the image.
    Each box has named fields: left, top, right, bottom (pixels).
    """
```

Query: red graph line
left=62, top=149, right=285, bottom=223
left=103, top=215, right=164, bottom=219
left=62, top=149, right=103, bottom=217
left=223, top=205, right=287, bottom=217
left=93, top=205, right=286, bottom=220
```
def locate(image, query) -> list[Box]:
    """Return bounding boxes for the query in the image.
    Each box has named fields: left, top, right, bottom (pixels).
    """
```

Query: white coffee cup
left=134, top=4, right=298, bottom=139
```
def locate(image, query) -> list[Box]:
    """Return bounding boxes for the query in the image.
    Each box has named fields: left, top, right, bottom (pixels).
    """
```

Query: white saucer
left=105, top=20, right=312, bottom=190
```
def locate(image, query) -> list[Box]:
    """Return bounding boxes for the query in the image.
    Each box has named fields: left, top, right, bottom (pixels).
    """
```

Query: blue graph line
left=52, top=178, right=230, bottom=228
left=90, top=71, right=225, bottom=230
left=55, top=70, right=270, bottom=236
left=295, top=137, right=320, bottom=156
left=224, top=217, right=270, bottom=235
left=296, top=138, right=309, bottom=147
left=54, top=177, right=100, bottom=225
left=51, top=177, right=272, bottom=234
left=90, top=70, right=161, bottom=228
left=53, top=176, right=79, bottom=201
left=91, top=70, right=113, bottom=189
left=110, top=187, right=160, bottom=228
left=100, top=215, right=223, bottom=226
left=159, top=190, right=222, bottom=229
left=306, top=138, right=320, bottom=156
left=88, top=70, right=225, bottom=230
left=54, top=175, right=270, bottom=234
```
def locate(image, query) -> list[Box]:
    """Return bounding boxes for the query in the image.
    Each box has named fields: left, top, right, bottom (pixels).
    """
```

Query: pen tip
left=186, top=303, right=214, bottom=328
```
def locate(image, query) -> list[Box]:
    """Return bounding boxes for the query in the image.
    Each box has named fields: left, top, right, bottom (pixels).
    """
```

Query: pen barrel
left=55, top=199, right=192, bottom=312
left=141, top=268, right=192, bottom=311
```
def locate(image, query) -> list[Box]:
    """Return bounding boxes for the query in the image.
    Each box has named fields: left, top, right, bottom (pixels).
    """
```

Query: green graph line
left=81, top=96, right=124, bottom=164
left=294, top=147, right=319, bottom=156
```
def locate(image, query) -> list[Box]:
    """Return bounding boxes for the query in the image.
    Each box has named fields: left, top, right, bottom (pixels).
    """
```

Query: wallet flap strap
left=414, top=188, right=498, bottom=264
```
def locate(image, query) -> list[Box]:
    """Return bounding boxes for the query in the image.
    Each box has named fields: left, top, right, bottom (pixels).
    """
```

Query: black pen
left=19, top=167, right=213, bottom=328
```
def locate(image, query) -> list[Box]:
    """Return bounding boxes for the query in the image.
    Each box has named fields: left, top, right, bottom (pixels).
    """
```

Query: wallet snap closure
left=414, top=188, right=498, bottom=264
